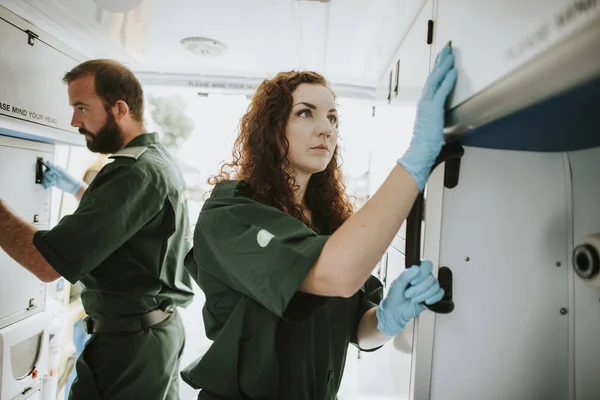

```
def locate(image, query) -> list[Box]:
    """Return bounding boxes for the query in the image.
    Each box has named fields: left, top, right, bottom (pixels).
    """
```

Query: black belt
left=83, top=307, right=175, bottom=334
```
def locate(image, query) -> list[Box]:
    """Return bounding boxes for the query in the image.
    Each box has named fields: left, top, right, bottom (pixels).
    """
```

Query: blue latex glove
left=398, top=44, right=458, bottom=191
left=42, top=160, right=82, bottom=195
left=376, top=261, right=444, bottom=336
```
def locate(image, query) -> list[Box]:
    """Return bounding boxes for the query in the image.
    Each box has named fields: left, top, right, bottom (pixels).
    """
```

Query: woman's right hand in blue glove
left=42, top=160, right=82, bottom=196
left=398, top=44, right=458, bottom=191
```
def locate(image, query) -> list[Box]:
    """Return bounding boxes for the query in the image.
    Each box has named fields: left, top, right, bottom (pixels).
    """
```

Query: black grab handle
left=405, top=142, right=463, bottom=314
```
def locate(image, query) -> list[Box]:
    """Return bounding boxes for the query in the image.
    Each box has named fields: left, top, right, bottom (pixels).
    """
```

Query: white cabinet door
left=434, top=0, right=600, bottom=109
left=421, top=147, right=570, bottom=400
left=393, top=0, right=434, bottom=103
left=0, top=136, right=53, bottom=329
left=0, top=311, right=49, bottom=400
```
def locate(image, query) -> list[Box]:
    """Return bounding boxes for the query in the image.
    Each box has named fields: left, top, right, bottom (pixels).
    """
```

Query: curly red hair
left=210, top=71, right=354, bottom=233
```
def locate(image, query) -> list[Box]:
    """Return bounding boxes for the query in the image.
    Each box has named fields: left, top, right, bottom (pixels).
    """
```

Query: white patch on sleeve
left=256, top=229, right=275, bottom=248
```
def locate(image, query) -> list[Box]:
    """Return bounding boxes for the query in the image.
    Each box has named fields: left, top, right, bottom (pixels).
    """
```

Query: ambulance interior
left=1, top=0, right=599, bottom=399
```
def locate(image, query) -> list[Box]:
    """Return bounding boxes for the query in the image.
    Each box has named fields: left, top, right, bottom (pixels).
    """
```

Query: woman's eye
left=328, top=115, right=338, bottom=124
left=298, top=109, right=312, bottom=118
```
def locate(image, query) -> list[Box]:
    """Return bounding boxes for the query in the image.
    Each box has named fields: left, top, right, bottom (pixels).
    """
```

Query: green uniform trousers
left=68, top=311, right=185, bottom=400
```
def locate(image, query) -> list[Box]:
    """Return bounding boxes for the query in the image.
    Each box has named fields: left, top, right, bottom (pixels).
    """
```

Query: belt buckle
left=83, top=316, right=94, bottom=334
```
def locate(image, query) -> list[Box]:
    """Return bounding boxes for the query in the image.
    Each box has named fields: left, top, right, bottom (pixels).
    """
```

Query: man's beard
left=81, top=112, right=125, bottom=154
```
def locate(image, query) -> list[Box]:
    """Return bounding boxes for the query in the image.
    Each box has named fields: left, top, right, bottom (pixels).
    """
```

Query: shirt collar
left=124, top=132, right=159, bottom=148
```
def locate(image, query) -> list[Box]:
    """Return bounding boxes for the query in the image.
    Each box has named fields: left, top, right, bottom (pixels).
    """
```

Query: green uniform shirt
left=34, top=133, right=194, bottom=319
left=182, top=180, right=383, bottom=400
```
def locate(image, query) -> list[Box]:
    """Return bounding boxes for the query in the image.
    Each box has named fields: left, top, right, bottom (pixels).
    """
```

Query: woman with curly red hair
left=183, top=45, right=457, bottom=399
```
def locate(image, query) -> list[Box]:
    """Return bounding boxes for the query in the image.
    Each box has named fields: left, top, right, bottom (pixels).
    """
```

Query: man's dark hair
left=63, top=59, right=144, bottom=122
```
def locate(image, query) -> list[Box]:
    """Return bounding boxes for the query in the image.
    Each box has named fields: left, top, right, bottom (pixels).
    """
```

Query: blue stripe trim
left=456, top=75, right=600, bottom=152
left=0, top=126, right=55, bottom=144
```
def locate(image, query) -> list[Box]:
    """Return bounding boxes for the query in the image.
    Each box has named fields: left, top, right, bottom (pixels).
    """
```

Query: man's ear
left=114, top=100, right=131, bottom=120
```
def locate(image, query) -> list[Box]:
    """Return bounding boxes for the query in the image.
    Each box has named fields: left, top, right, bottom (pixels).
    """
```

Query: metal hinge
left=25, top=29, right=39, bottom=46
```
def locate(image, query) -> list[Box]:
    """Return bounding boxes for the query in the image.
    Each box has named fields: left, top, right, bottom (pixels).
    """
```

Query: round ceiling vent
left=180, top=37, right=228, bottom=57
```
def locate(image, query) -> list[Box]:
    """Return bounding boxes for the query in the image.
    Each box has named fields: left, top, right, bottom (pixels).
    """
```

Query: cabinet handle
left=387, top=70, right=393, bottom=104
left=405, top=143, right=464, bottom=314
left=35, top=157, right=47, bottom=184
left=394, top=59, right=400, bottom=97
left=426, top=20, right=434, bottom=44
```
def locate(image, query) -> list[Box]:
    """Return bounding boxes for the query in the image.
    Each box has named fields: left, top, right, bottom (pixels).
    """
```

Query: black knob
left=573, top=243, right=599, bottom=280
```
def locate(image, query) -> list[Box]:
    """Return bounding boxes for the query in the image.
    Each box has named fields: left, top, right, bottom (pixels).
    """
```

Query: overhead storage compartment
left=434, top=0, right=600, bottom=110
left=0, top=6, right=85, bottom=146
left=376, top=0, right=600, bottom=141
left=435, top=0, right=600, bottom=139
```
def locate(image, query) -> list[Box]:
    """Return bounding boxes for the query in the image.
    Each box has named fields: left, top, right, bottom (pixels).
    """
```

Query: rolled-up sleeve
left=193, top=196, right=330, bottom=319
left=33, top=165, right=164, bottom=284
left=351, top=275, right=384, bottom=351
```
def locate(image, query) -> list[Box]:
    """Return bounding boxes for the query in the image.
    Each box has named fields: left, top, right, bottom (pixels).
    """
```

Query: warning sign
left=0, top=100, right=58, bottom=125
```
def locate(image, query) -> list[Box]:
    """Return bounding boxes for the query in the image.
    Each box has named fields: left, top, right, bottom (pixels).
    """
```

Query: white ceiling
left=1, top=0, right=427, bottom=97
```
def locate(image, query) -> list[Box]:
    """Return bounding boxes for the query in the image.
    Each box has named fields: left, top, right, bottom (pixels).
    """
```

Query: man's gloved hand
left=398, top=44, right=458, bottom=191
left=376, top=261, right=444, bottom=336
left=42, top=160, right=82, bottom=196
